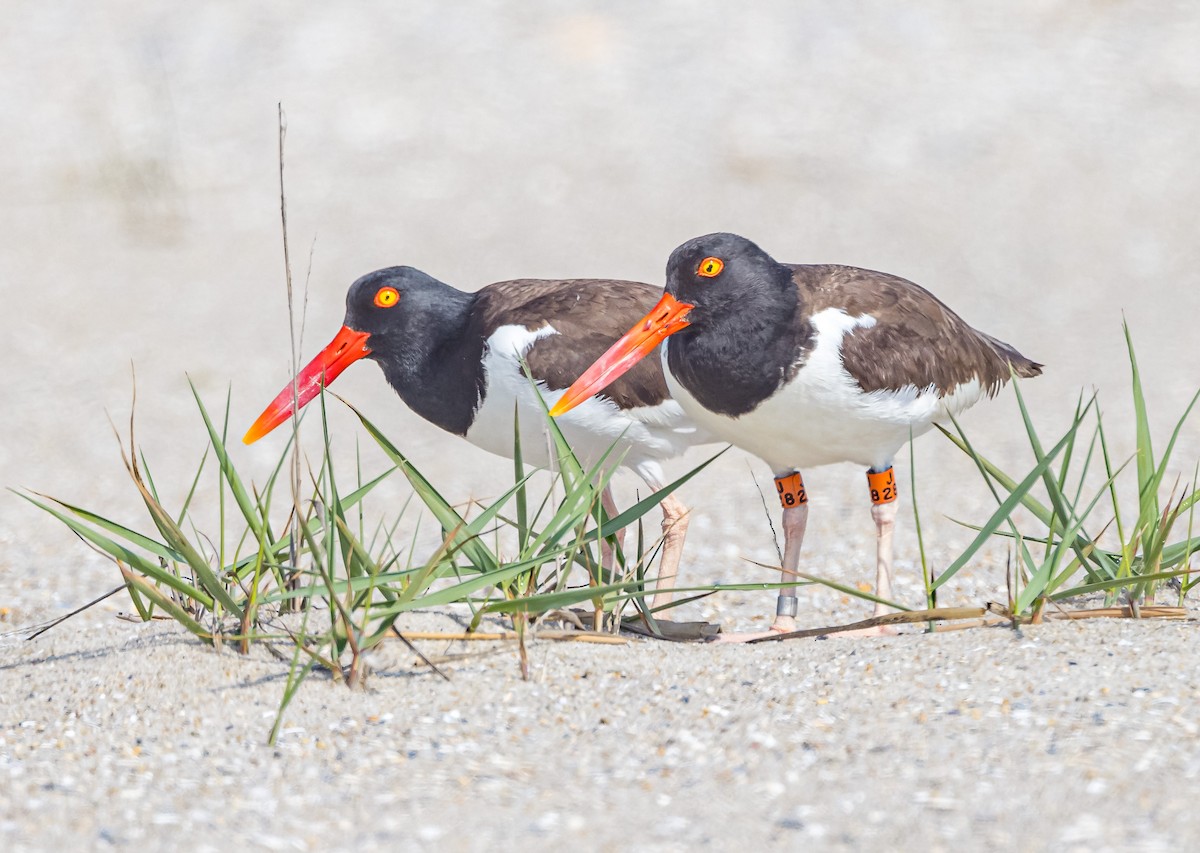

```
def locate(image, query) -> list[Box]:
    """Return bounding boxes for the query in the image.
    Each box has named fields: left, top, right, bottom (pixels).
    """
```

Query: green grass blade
left=519, top=358, right=588, bottom=487
left=938, top=395, right=1120, bottom=579
left=25, top=490, right=183, bottom=563
left=188, top=378, right=265, bottom=541
left=592, top=448, right=728, bottom=540
left=742, top=558, right=907, bottom=610
left=175, top=444, right=211, bottom=528
left=937, top=424, right=1055, bottom=525
left=483, top=579, right=643, bottom=614
left=1016, top=483, right=1100, bottom=612
left=126, top=467, right=243, bottom=616
left=1122, top=321, right=1157, bottom=525
left=117, top=563, right=211, bottom=638
left=933, top=418, right=1081, bottom=590
left=1182, top=471, right=1199, bottom=594
left=513, top=403, right=529, bottom=554
left=1050, top=568, right=1194, bottom=600
left=19, top=492, right=218, bottom=609
left=1095, top=406, right=1127, bottom=550
left=345, top=397, right=500, bottom=572
left=909, top=432, right=933, bottom=610
left=1012, top=380, right=1093, bottom=546
left=366, top=542, right=584, bottom=615
left=526, top=453, right=622, bottom=557
left=1054, top=391, right=1086, bottom=505
left=1150, top=387, right=1200, bottom=503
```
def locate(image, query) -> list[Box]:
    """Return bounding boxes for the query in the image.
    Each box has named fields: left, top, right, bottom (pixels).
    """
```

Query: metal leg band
left=776, top=595, right=799, bottom=618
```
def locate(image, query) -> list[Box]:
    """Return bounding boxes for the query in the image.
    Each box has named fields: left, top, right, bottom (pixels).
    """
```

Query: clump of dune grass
left=935, top=322, right=1199, bottom=620
left=18, top=377, right=723, bottom=737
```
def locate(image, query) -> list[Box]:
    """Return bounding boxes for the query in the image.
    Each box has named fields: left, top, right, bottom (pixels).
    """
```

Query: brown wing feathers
left=474, top=279, right=671, bottom=409
left=470, top=267, right=1038, bottom=411
left=791, top=264, right=1042, bottom=396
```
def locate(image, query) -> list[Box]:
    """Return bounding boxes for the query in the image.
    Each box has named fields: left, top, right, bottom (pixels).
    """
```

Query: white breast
left=663, top=308, right=988, bottom=473
left=465, top=324, right=708, bottom=486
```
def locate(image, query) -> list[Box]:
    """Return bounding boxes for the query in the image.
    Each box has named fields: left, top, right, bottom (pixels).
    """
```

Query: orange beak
left=549, top=292, right=694, bottom=417
left=242, top=325, right=372, bottom=444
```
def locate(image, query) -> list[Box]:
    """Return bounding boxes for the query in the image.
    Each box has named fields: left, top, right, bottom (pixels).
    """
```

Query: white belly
left=465, top=324, right=708, bottom=486
left=662, top=308, right=987, bottom=473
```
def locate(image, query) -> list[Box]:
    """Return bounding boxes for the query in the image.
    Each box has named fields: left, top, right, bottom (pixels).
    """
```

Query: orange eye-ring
left=697, top=257, right=724, bottom=278
left=374, top=286, right=400, bottom=308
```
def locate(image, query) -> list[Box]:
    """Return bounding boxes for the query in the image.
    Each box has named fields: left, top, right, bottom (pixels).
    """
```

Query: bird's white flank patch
left=466, top=324, right=703, bottom=479
left=665, top=308, right=990, bottom=471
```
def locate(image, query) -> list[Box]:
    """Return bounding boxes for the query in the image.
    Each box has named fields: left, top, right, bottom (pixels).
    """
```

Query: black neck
left=370, top=285, right=485, bottom=436
left=666, top=270, right=809, bottom=417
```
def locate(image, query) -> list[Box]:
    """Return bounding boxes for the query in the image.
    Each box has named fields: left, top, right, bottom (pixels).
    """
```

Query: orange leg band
left=775, top=472, right=808, bottom=508
left=867, top=467, right=898, bottom=505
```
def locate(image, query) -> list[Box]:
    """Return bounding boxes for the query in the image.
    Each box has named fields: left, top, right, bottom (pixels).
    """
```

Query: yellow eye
left=374, top=286, right=400, bottom=308
left=697, top=257, right=724, bottom=278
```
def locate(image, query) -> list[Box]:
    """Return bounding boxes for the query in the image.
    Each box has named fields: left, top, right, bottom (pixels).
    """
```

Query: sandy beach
left=3, top=3, right=1199, bottom=850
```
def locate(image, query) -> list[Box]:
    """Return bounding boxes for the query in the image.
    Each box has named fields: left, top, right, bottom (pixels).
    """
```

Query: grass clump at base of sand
left=933, top=322, right=1199, bottom=620
left=18, top=377, right=731, bottom=740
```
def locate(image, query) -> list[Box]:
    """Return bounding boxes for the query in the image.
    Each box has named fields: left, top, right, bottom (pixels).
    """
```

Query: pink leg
left=772, top=503, right=809, bottom=631
left=650, top=493, right=690, bottom=610
left=718, top=471, right=808, bottom=642
left=835, top=468, right=901, bottom=637
left=603, top=484, right=691, bottom=611
left=599, top=485, right=626, bottom=576
left=871, top=499, right=898, bottom=617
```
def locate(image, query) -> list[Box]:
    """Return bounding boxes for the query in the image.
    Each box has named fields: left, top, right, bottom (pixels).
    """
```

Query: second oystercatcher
left=550, top=232, right=1042, bottom=639
left=244, top=266, right=712, bottom=607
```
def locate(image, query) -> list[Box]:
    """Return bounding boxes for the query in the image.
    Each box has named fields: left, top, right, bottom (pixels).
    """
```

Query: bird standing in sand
left=245, top=266, right=712, bottom=608
left=551, top=233, right=1042, bottom=640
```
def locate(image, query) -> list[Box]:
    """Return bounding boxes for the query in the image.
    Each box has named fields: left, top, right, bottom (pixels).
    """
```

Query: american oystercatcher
left=550, top=232, right=1042, bottom=639
left=243, top=266, right=710, bottom=607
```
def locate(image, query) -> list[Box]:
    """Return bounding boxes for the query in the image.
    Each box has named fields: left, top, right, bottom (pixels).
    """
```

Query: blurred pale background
left=2, top=3, right=1198, bottom=625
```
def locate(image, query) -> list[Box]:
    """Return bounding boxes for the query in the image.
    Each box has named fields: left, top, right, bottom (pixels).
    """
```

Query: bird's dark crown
left=342, top=266, right=453, bottom=336
left=665, top=232, right=792, bottom=316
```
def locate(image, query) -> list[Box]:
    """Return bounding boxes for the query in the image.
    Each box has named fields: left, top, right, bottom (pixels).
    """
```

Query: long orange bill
left=242, top=325, right=372, bottom=444
left=549, top=292, right=694, bottom=417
